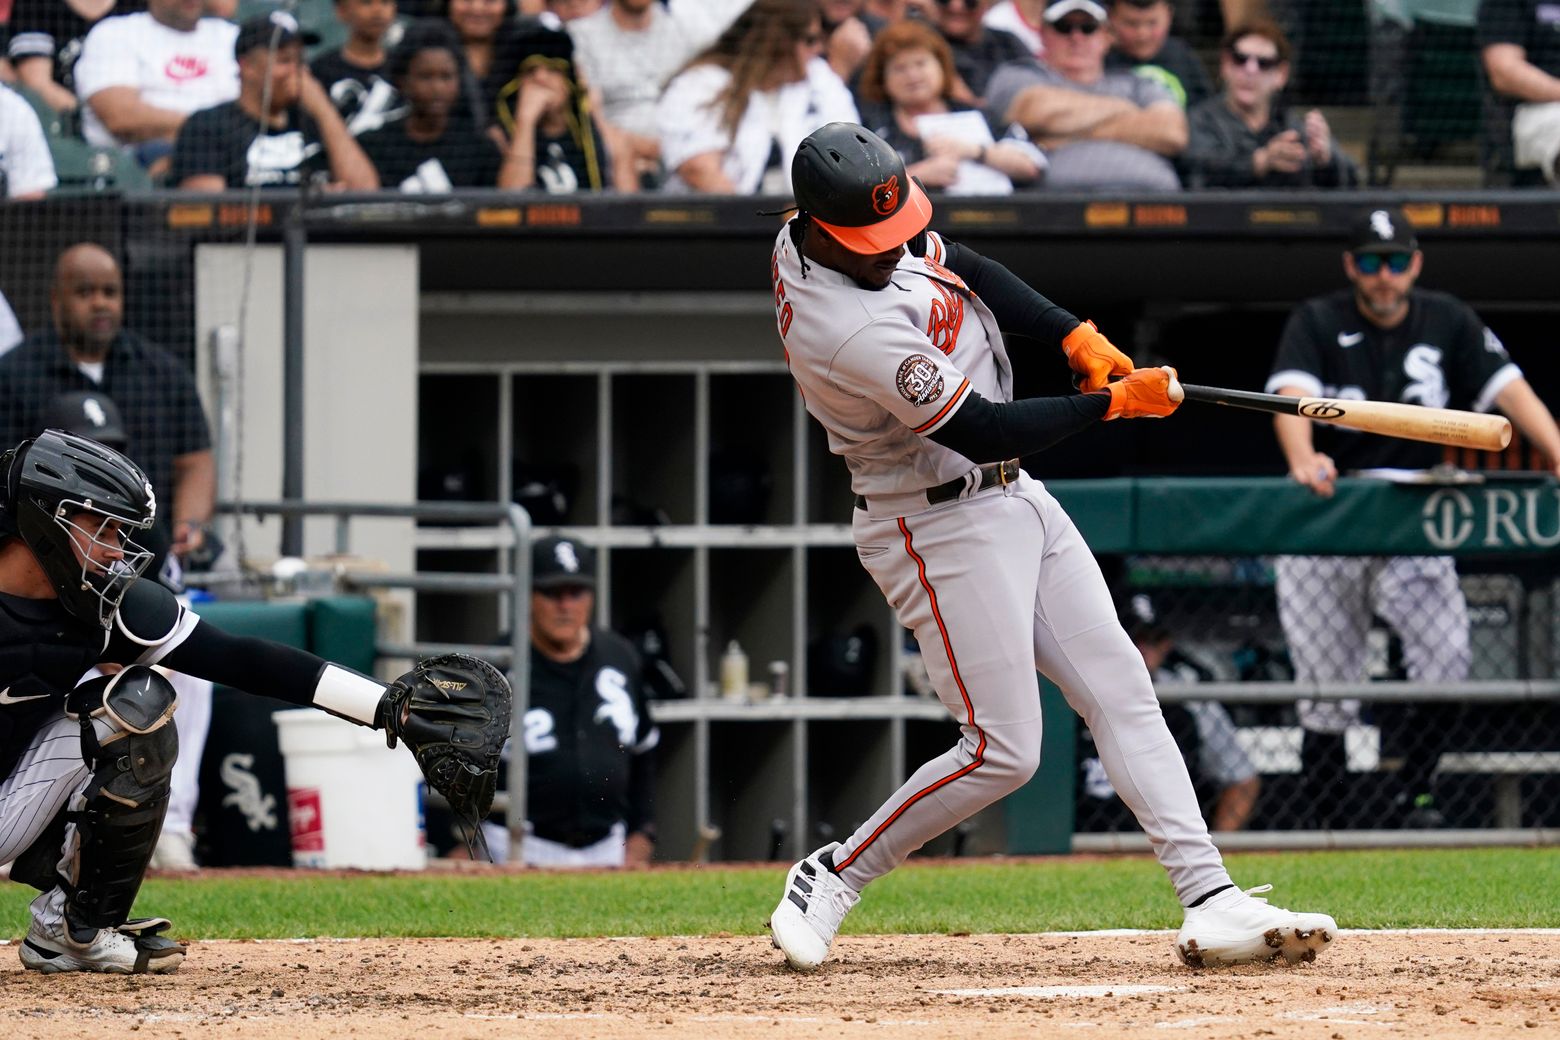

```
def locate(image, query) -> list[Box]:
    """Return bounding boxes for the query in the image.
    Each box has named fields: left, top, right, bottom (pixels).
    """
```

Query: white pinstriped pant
left=833, top=473, right=1232, bottom=905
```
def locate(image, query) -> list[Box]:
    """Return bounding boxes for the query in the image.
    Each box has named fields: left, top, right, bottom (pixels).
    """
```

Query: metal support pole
left=281, top=201, right=307, bottom=555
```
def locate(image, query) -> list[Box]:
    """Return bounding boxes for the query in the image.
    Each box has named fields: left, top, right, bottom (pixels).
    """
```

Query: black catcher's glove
left=381, top=653, right=512, bottom=857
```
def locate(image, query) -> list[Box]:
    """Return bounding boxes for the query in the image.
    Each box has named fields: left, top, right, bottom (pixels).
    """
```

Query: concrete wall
left=193, top=244, right=418, bottom=607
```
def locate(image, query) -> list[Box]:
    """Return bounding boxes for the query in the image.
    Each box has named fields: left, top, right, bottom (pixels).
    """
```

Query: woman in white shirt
left=656, top=0, right=858, bottom=194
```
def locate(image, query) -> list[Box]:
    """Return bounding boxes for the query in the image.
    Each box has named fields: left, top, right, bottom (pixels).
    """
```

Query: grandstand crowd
left=2, top=0, right=1555, bottom=197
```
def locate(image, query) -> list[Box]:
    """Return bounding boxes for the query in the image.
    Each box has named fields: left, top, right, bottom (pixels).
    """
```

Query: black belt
left=855, top=459, right=1020, bottom=511
left=530, top=823, right=615, bottom=849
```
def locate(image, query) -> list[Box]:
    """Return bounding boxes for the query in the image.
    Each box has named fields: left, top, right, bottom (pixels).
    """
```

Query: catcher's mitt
left=382, top=653, right=512, bottom=859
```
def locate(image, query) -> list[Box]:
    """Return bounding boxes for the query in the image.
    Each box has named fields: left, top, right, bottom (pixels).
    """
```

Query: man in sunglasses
left=1266, top=206, right=1560, bottom=830
left=983, top=0, right=1186, bottom=191
left=1180, top=20, right=1356, bottom=189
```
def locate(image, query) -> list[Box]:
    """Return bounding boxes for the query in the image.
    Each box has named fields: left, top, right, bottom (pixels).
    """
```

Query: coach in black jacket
left=520, top=534, right=658, bottom=868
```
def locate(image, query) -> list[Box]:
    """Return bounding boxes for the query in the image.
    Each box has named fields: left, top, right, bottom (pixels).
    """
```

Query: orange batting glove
left=1104, top=366, right=1183, bottom=420
left=1062, top=319, right=1134, bottom=392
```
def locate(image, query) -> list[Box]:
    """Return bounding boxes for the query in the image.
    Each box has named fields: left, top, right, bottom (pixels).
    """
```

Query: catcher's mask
left=791, top=122, right=933, bottom=256
left=1, top=430, right=156, bottom=628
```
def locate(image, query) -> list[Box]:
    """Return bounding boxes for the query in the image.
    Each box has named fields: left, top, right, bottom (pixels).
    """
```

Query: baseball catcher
left=0, top=431, right=511, bottom=974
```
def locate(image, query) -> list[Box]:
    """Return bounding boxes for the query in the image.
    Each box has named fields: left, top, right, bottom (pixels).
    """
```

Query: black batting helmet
left=1, top=430, right=156, bottom=627
left=791, top=122, right=933, bottom=255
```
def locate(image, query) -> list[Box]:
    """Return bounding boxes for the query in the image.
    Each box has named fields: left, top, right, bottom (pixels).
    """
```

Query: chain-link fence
left=1076, top=552, right=1560, bottom=836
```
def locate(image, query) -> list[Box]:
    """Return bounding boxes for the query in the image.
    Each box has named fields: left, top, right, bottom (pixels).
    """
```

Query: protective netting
left=1076, top=552, right=1560, bottom=834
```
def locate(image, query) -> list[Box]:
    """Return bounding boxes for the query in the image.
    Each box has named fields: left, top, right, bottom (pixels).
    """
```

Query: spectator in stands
left=818, top=0, right=881, bottom=88
left=931, top=0, right=1031, bottom=107
left=1181, top=20, right=1356, bottom=189
left=169, top=12, right=380, bottom=191
left=440, top=0, right=513, bottom=127
left=858, top=19, right=1044, bottom=192
left=1081, top=611, right=1260, bottom=833
left=8, top=0, right=139, bottom=119
left=983, top=0, right=1047, bottom=59
left=985, top=0, right=1186, bottom=191
left=458, top=535, right=658, bottom=867
left=494, top=17, right=616, bottom=190
left=359, top=19, right=502, bottom=189
left=1104, top=0, right=1212, bottom=109
left=1267, top=207, right=1560, bottom=828
left=566, top=0, right=707, bottom=189
left=0, top=81, right=56, bottom=198
left=312, top=0, right=405, bottom=136
left=0, top=243, right=216, bottom=575
left=73, top=0, right=239, bottom=171
left=657, top=0, right=858, bottom=194
left=40, top=390, right=215, bottom=872
left=1479, top=0, right=1560, bottom=186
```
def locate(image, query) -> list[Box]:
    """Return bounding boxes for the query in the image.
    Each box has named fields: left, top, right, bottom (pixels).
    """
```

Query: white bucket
left=273, top=709, right=427, bottom=870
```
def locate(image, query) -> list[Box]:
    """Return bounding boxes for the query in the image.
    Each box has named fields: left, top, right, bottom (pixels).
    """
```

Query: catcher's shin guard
left=59, top=668, right=179, bottom=930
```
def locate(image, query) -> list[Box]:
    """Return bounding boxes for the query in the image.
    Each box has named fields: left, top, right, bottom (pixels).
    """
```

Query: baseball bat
left=1172, top=382, right=1512, bottom=452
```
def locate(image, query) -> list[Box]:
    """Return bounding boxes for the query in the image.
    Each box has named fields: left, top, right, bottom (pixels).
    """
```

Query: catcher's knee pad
left=61, top=667, right=179, bottom=929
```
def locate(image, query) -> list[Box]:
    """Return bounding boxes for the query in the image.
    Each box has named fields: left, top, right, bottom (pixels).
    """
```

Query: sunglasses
left=1227, top=47, right=1282, bottom=72
left=1352, top=251, right=1413, bottom=275
left=1049, top=18, right=1101, bottom=35
left=933, top=0, right=979, bottom=7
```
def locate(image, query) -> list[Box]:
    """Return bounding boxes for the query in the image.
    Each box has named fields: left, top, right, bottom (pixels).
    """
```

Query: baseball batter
left=1267, top=206, right=1560, bottom=827
left=766, top=122, right=1336, bottom=971
left=0, top=431, right=509, bottom=974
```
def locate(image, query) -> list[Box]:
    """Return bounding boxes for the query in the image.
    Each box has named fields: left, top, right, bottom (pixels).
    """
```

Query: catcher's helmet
left=792, top=122, right=933, bottom=255
left=1, top=430, right=156, bottom=627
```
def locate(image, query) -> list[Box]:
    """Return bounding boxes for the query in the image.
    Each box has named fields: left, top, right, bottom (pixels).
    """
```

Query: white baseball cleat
left=769, top=842, right=859, bottom=971
left=1176, top=884, right=1336, bottom=968
left=20, top=915, right=186, bottom=975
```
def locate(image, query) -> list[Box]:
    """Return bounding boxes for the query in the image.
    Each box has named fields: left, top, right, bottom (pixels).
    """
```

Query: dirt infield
left=2, top=931, right=1557, bottom=1038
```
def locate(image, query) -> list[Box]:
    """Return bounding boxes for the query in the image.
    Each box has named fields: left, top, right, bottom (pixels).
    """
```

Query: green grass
left=4, top=848, right=1555, bottom=940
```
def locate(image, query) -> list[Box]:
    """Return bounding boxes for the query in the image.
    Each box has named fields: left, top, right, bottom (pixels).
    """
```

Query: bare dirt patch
left=2, top=931, right=1556, bottom=1039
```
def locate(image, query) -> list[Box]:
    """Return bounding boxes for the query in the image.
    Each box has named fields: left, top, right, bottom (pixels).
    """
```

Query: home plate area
left=1, top=930, right=1556, bottom=1039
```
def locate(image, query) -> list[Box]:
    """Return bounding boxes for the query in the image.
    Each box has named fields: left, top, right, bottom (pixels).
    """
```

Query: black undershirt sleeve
left=160, top=619, right=329, bottom=707
left=929, top=387, right=1110, bottom=462
left=941, top=240, right=1080, bottom=347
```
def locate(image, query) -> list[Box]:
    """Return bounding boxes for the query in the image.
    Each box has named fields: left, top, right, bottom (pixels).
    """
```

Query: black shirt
left=6, top=0, right=145, bottom=92
left=1268, top=288, right=1520, bottom=470
left=0, top=329, right=212, bottom=536
left=524, top=121, right=611, bottom=193
left=169, top=101, right=327, bottom=189
left=1182, top=97, right=1359, bottom=188
left=310, top=48, right=403, bottom=135
left=948, top=27, right=1033, bottom=102
left=1477, top=0, right=1560, bottom=78
left=1105, top=36, right=1214, bottom=109
left=358, top=117, right=503, bottom=190
left=522, top=628, right=657, bottom=844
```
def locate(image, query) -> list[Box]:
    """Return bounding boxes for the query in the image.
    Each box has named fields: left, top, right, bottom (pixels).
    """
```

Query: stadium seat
left=47, top=137, right=152, bottom=194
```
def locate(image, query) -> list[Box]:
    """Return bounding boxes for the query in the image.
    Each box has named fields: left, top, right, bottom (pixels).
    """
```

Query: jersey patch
left=896, top=355, right=945, bottom=407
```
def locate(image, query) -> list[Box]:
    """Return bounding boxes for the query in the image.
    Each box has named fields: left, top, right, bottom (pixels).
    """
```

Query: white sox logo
left=220, top=753, right=279, bottom=832
left=896, top=355, right=944, bottom=407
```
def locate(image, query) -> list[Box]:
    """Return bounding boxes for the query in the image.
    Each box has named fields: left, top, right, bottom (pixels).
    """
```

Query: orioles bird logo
left=871, top=176, right=900, bottom=216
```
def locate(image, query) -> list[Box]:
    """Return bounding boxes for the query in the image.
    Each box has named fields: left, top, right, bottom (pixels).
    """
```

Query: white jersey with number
left=770, top=226, right=1013, bottom=503
left=767, top=222, right=1233, bottom=904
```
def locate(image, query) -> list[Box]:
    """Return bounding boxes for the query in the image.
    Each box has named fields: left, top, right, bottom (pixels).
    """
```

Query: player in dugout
left=765, top=121, right=1336, bottom=972
left=0, top=431, right=509, bottom=974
